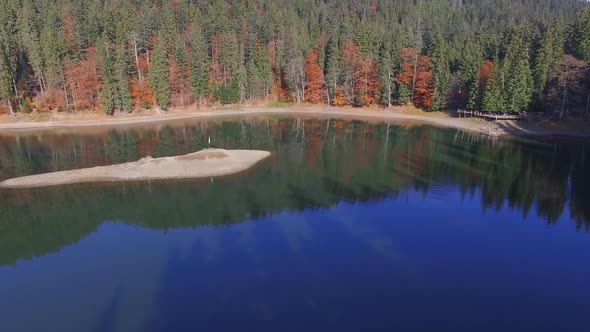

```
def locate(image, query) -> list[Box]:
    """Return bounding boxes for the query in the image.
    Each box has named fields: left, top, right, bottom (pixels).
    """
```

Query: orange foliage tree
left=396, top=48, right=417, bottom=86
left=413, top=56, right=433, bottom=108
left=66, top=46, right=102, bottom=110
left=354, top=57, right=381, bottom=106
left=340, top=40, right=361, bottom=103
left=331, top=87, right=349, bottom=106
left=169, top=58, right=190, bottom=107
left=479, top=59, right=494, bottom=89
left=304, top=49, right=325, bottom=103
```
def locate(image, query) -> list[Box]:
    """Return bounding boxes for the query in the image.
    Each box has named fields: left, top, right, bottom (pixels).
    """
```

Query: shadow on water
left=0, top=117, right=589, bottom=266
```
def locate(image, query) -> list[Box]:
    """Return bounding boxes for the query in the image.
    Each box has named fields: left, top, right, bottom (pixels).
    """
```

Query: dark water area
left=0, top=117, right=589, bottom=332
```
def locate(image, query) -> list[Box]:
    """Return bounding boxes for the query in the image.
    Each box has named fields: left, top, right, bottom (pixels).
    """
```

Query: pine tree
left=115, top=42, right=133, bottom=112
left=429, top=33, right=451, bottom=111
left=569, top=8, right=590, bottom=62
left=18, top=0, right=45, bottom=93
left=460, top=38, right=483, bottom=109
left=325, top=35, right=341, bottom=103
left=148, top=35, right=171, bottom=110
left=482, top=65, right=504, bottom=112
left=504, top=28, right=534, bottom=113
left=396, top=84, right=411, bottom=105
left=534, top=20, right=564, bottom=103
left=100, top=43, right=117, bottom=115
left=378, top=43, right=395, bottom=107
left=189, top=25, right=210, bottom=104
left=0, top=3, right=16, bottom=114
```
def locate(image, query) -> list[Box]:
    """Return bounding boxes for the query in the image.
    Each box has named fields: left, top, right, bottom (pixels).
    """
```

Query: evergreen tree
left=326, top=35, right=341, bottom=102
left=459, top=38, right=483, bottom=109
left=534, top=20, right=565, bottom=104
left=503, top=26, right=534, bottom=113
left=569, top=8, right=590, bottom=62
left=482, top=65, right=504, bottom=112
left=115, top=42, right=133, bottom=112
left=100, top=43, right=117, bottom=115
left=396, top=84, right=411, bottom=105
left=189, top=25, right=210, bottom=104
left=467, top=78, right=480, bottom=110
left=148, top=35, right=171, bottom=110
left=379, top=43, right=395, bottom=107
left=18, top=0, right=45, bottom=93
left=429, top=32, right=451, bottom=111
left=0, top=2, right=17, bottom=114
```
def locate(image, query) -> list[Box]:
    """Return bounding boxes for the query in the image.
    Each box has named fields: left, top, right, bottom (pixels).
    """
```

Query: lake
left=0, top=116, right=589, bottom=332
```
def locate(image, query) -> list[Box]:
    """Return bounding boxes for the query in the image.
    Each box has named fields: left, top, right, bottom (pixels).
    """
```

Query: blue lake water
left=0, top=116, right=589, bottom=331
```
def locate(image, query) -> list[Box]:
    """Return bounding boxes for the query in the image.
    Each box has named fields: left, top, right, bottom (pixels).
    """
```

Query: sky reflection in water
left=0, top=117, right=589, bottom=331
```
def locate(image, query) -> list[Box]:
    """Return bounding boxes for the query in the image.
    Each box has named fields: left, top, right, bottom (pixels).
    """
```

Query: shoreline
left=0, top=107, right=588, bottom=140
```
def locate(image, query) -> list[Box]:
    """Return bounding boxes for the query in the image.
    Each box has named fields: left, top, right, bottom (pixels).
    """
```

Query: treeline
left=1, top=0, right=590, bottom=115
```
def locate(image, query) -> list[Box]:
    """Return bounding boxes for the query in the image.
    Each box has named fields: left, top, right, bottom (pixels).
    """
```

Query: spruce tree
left=429, top=33, right=451, bottom=111
left=482, top=66, right=504, bottom=112
left=115, top=42, right=133, bottom=112
left=100, top=44, right=117, bottom=115
left=0, top=3, right=16, bottom=114
left=569, top=8, right=590, bottom=62
left=18, top=0, right=45, bottom=92
left=189, top=25, right=210, bottom=104
left=148, top=35, right=171, bottom=110
left=534, top=20, right=564, bottom=104
left=326, top=35, right=341, bottom=102
left=378, top=43, right=395, bottom=107
left=504, top=30, right=534, bottom=113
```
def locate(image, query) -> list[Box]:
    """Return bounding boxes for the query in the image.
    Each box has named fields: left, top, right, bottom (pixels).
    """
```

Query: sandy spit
left=0, top=149, right=271, bottom=189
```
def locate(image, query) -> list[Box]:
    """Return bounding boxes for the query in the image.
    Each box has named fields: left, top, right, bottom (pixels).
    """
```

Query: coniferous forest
left=1, top=0, right=590, bottom=116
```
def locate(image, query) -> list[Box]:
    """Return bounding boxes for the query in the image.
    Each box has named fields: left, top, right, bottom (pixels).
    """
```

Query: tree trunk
left=133, top=35, right=143, bottom=84
left=387, top=70, right=392, bottom=107
left=560, top=82, right=568, bottom=119
left=585, top=92, right=590, bottom=121
left=326, top=78, right=331, bottom=105
left=12, top=78, right=21, bottom=111
left=61, top=65, right=69, bottom=111
left=7, top=100, right=14, bottom=116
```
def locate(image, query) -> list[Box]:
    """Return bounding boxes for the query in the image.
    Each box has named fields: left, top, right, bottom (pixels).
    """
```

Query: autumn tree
left=304, top=50, right=325, bottom=103
left=341, top=40, right=361, bottom=103
left=354, top=57, right=380, bottom=106
left=396, top=48, right=417, bottom=105
left=548, top=54, right=588, bottom=118
left=413, top=56, right=433, bottom=109
left=68, top=47, right=102, bottom=110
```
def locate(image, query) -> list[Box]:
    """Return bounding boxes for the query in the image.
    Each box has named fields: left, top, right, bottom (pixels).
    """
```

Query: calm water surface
left=0, top=116, right=589, bottom=332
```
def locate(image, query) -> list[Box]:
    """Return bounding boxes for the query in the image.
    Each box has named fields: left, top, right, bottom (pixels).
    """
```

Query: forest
left=1, top=0, right=590, bottom=116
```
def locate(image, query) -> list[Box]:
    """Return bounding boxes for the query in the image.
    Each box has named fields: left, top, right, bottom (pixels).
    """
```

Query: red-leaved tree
left=479, top=59, right=494, bottom=89
left=304, top=49, right=325, bottom=103
left=413, top=56, right=433, bottom=108
left=354, top=57, right=381, bottom=106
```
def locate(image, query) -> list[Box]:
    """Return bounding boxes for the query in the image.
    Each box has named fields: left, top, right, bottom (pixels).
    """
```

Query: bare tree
left=549, top=55, right=587, bottom=119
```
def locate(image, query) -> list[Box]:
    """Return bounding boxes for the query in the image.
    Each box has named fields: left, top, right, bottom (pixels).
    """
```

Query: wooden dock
left=457, top=109, right=527, bottom=120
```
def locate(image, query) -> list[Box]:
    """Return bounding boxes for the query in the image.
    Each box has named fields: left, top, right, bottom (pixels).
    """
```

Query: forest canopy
left=0, top=0, right=590, bottom=115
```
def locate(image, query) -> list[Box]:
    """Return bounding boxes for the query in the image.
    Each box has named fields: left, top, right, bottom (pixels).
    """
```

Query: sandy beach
left=0, top=149, right=271, bottom=188
left=0, top=106, right=588, bottom=139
